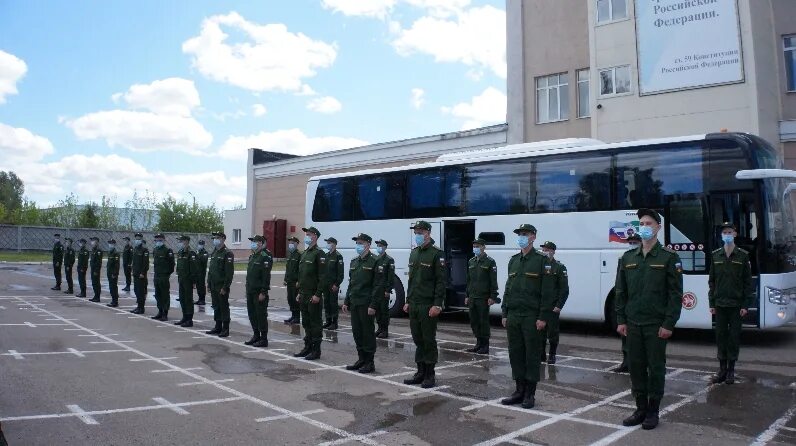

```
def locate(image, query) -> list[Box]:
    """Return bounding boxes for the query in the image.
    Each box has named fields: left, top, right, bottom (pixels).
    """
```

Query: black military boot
left=245, top=331, right=261, bottom=345
left=403, top=363, right=425, bottom=385
left=292, top=312, right=301, bottom=324
left=725, top=361, right=736, bottom=385
left=283, top=316, right=294, bottom=324
left=421, top=363, right=436, bottom=388
left=160, top=311, right=168, bottom=322
left=217, top=321, right=230, bottom=337
left=709, top=360, right=727, bottom=384
left=122, top=286, right=130, bottom=292
left=358, top=353, right=375, bottom=374
left=475, top=338, right=490, bottom=355
left=89, top=297, right=100, bottom=303
left=150, top=311, right=163, bottom=320
left=346, top=352, right=366, bottom=370
left=51, top=285, right=61, bottom=291
left=327, top=317, right=338, bottom=330
left=322, top=318, right=332, bottom=329
left=294, top=341, right=312, bottom=357
left=206, top=321, right=222, bottom=335
left=180, top=317, right=193, bottom=328
left=130, top=306, right=144, bottom=314
left=615, top=354, right=629, bottom=373
left=521, top=380, right=536, bottom=409
left=64, top=289, right=74, bottom=294
left=548, top=343, right=558, bottom=364
left=252, top=337, right=268, bottom=348
left=466, top=338, right=481, bottom=353
left=376, top=328, right=388, bottom=339
left=622, top=396, right=648, bottom=426
left=194, top=298, right=205, bottom=306
left=174, top=317, right=188, bottom=326
left=106, top=301, right=118, bottom=308
left=304, top=342, right=321, bottom=360
left=642, top=398, right=660, bottom=430
left=501, top=380, right=525, bottom=405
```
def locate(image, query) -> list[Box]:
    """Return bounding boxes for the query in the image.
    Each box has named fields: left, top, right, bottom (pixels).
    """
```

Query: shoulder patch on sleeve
left=438, top=256, right=446, bottom=267
left=663, top=246, right=676, bottom=254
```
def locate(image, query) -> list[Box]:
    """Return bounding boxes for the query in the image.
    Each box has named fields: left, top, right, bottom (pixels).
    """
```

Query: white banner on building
left=635, top=0, right=744, bottom=95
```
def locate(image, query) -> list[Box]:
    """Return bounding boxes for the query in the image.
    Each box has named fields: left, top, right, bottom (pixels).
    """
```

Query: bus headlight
left=766, top=286, right=796, bottom=305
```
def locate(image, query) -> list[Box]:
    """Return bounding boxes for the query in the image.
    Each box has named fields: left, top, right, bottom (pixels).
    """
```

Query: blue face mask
left=134, top=239, right=142, bottom=247
left=198, top=244, right=205, bottom=250
left=721, top=234, right=734, bottom=244
left=213, top=238, right=221, bottom=247
left=639, top=226, right=655, bottom=241
left=108, top=244, right=115, bottom=251
left=304, top=235, right=313, bottom=246
left=355, top=243, right=366, bottom=255
left=250, top=242, right=258, bottom=250
left=154, top=241, right=164, bottom=248
left=375, top=246, right=384, bottom=255
left=414, top=234, right=425, bottom=246
left=325, top=244, right=334, bottom=252
left=473, top=247, right=482, bottom=256
left=288, top=243, right=296, bottom=252
left=517, top=235, right=529, bottom=249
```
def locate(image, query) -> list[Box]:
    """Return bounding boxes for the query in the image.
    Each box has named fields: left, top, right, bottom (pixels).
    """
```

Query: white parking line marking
left=7, top=349, right=24, bottom=359
left=177, top=379, right=235, bottom=387
left=750, top=405, right=796, bottom=446
left=152, top=397, right=190, bottom=415
left=255, top=408, right=325, bottom=423
left=129, top=357, right=178, bottom=362
left=67, top=348, right=86, bottom=358
left=317, top=430, right=388, bottom=446
left=66, top=404, right=99, bottom=425
left=151, top=367, right=203, bottom=373
left=400, top=385, right=451, bottom=397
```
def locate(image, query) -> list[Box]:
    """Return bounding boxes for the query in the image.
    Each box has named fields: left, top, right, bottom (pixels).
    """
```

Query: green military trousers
left=468, top=298, right=491, bottom=339
left=715, top=306, right=742, bottom=361
left=409, top=304, right=438, bottom=365
left=627, top=323, right=668, bottom=400
left=153, top=276, right=170, bottom=313
left=542, top=312, right=560, bottom=344
left=375, top=292, right=390, bottom=331
left=351, top=304, right=376, bottom=356
left=178, top=279, right=194, bottom=318
left=133, top=276, right=147, bottom=308
left=286, top=283, right=300, bottom=320
left=246, top=292, right=269, bottom=337
left=323, top=286, right=339, bottom=320
left=300, top=294, right=323, bottom=345
left=211, top=287, right=230, bottom=322
left=506, top=314, right=542, bottom=382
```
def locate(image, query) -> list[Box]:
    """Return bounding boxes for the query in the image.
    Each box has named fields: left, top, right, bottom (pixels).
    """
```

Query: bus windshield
left=762, top=177, right=796, bottom=273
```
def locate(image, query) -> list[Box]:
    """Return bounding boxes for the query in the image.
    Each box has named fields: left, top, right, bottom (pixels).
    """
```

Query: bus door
left=442, top=220, right=475, bottom=309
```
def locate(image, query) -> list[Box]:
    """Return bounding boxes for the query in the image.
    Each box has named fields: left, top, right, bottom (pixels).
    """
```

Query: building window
left=597, top=0, right=627, bottom=23
left=786, top=35, right=796, bottom=92
left=599, top=65, right=631, bottom=96
left=233, top=229, right=241, bottom=243
left=536, top=73, right=569, bottom=124
left=577, top=69, right=590, bottom=118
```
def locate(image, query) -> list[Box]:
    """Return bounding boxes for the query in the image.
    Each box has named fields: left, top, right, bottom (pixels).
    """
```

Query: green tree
left=156, top=195, right=222, bottom=233
left=0, top=171, right=24, bottom=222
left=40, top=193, right=81, bottom=228
left=8, top=199, right=41, bottom=225
left=78, top=203, right=100, bottom=228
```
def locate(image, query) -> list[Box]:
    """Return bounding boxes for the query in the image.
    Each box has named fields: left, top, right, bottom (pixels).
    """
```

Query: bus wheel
left=605, top=292, right=619, bottom=335
left=389, top=276, right=406, bottom=318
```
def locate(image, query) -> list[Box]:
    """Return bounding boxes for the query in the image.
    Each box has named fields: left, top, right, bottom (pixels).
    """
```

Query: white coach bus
left=305, top=133, right=796, bottom=329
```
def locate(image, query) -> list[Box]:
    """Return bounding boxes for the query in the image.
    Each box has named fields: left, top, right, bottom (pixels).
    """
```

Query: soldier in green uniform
left=193, top=239, right=209, bottom=306
left=76, top=239, right=89, bottom=297
left=63, top=238, right=75, bottom=294
left=151, top=233, right=175, bottom=321
left=373, top=239, right=395, bottom=339
left=614, top=233, right=641, bottom=373
left=283, top=236, right=302, bottom=325
left=206, top=232, right=234, bottom=337
left=342, top=233, right=379, bottom=373
left=174, top=235, right=197, bottom=327
left=106, top=239, right=121, bottom=307
left=465, top=238, right=498, bottom=355
left=403, top=220, right=446, bottom=389
left=121, top=236, right=133, bottom=292
left=500, top=224, right=553, bottom=409
left=293, top=227, right=325, bottom=360
left=89, top=237, right=103, bottom=302
left=130, top=233, right=150, bottom=314
left=539, top=241, right=569, bottom=364
left=322, top=237, right=344, bottom=330
left=615, top=208, right=683, bottom=430
left=51, top=233, right=63, bottom=291
left=244, top=235, right=273, bottom=347
left=708, top=222, right=753, bottom=385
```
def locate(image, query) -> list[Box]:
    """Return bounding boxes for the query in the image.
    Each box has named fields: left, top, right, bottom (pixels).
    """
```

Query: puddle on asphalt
left=8, top=284, right=32, bottom=291
left=179, top=343, right=312, bottom=382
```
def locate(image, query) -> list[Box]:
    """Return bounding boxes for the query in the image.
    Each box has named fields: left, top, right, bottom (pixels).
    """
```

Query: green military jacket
left=208, top=245, right=234, bottom=291
left=122, top=244, right=133, bottom=267
left=52, top=241, right=63, bottom=266
left=709, top=246, right=754, bottom=309
left=407, top=239, right=446, bottom=307
left=194, top=248, right=209, bottom=283
left=466, top=253, right=498, bottom=300
left=152, top=245, right=175, bottom=278
left=298, top=244, right=325, bottom=297
left=345, top=251, right=378, bottom=307
left=501, top=248, right=553, bottom=320
left=374, top=253, right=395, bottom=297
left=176, top=248, right=197, bottom=283
left=132, top=245, right=149, bottom=276
left=615, top=241, right=683, bottom=330
left=89, top=248, right=103, bottom=273
left=284, top=249, right=301, bottom=284
left=77, top=246, right=89, bottom=270
left=246, top=248, right=273, bottom=294
left=322, top=249, right=344, bottom=288
left=64, top=245, right=75, bottom=267
left=543, top=260, right=569, bottom=309
left=106, top=248, right=120, bottom=279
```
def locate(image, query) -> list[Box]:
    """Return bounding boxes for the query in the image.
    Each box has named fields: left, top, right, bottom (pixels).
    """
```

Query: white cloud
left=403, top=0, right=471, bottom=18
left=252, top=103, right=267, bottom=117
left=0, top=122, right=54, bottom=163
left=182, top=11, right=337, bottom=93
left=306, top=96, right=342, bottom=114
left=208, top=109, right=246, bottom=122
left=410, top=88, right=425, bottom=109
left=297, top=85, right=317, bottom=96
left=321, top=0, right=397, bottom=18
left=218, top=128, right=368, bottom=160
left=442, top=86, right=506, bottom=130
left=117, top=77, right=200, bottom=117
left=0, top=50, right=27, bottom=104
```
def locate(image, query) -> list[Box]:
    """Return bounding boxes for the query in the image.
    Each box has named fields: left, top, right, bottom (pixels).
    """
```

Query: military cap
left=108, top=239, right=116, bottom=244
left=197, top=239, right=206, bottom=245
left=472, top=238, right=486, bottom=246
left=214, top=232, right=227, bottom=239
left=324, top=237, right=338, bottom=244
left=410, top=220, right=432, bottom=231
left=287, top=236, right=300, bottom=243
left=134, top=232, right=143, bottom=238
left=541, top=241, right=557, bottom=250
left=352, top=233, right=372, bottom=243
left=302, top=226, right=321, bottom=237
left=64, top=237, right=73, bottom=242
left=375, top=239, right=388, bottom=247
left=719, top=222, right=737, bottom=231
left=153, top=233, right=165, bottom=239
left=54, top=233, right=61, bottom=237
left=177, top=234, right=190, bottom=241
left=122, top=236, right=130, bottom=241
left=627, top=233, right=641, bottom=243
left=78, top=238, right=87, bottom=243
left=637, top=208, right=661, bottom=224
left=248, top=235, right=265, bottom=242
left=89, top=236, right=99, bottom=241
left=513, top=223, right=537, bottom=234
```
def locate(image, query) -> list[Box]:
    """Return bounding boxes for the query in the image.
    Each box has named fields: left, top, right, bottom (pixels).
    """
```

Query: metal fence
left=0, top=224, right=212, bottom=252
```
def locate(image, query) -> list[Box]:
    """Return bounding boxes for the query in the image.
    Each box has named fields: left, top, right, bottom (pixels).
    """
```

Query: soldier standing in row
left=540, top=241, right=568, bottom=364
left=174, top=235, right=196, bottom=327
left=51, top=233, right=63, bottom=291
left=501, top=224, right=552, bottom=409
left=63, top=237, right=75, bottom=295
left=206, top=232, right=234, bottom=337
left=121, top=236, right=133, bottom=292
left=614, top=233, right=641, bottom=374
left=283, top=236, right=302, bottom=325
left=193, top=239, right=209, bottom=306
left=244, top=235, right=273, bottom=347
left=465, top=238, right=498, bottom=355
left=106, top=239, right=120, bottom=307
left=76, top=238, right=89, bottom=297
left=403, top=220, right=446, bottom=389
left=88, top=237, right=103, bottom=303
left=708, top=222, right=753, bottom=385
left=130, top=233, right=150, bottom=314
left=322, top=237, right=343, bottom=330
left=342, top=233, right=378, bottom=373
left=151, top=233, right=175, bottom=321
left=373, top=239, right=394, bottom=339
left=294, top=227, right=325, bottom=360
left=615, top=208, right=682, bottom=430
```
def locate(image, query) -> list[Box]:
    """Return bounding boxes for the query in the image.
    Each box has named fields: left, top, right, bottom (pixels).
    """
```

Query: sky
left=0, top=0, right=507, bottom=210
